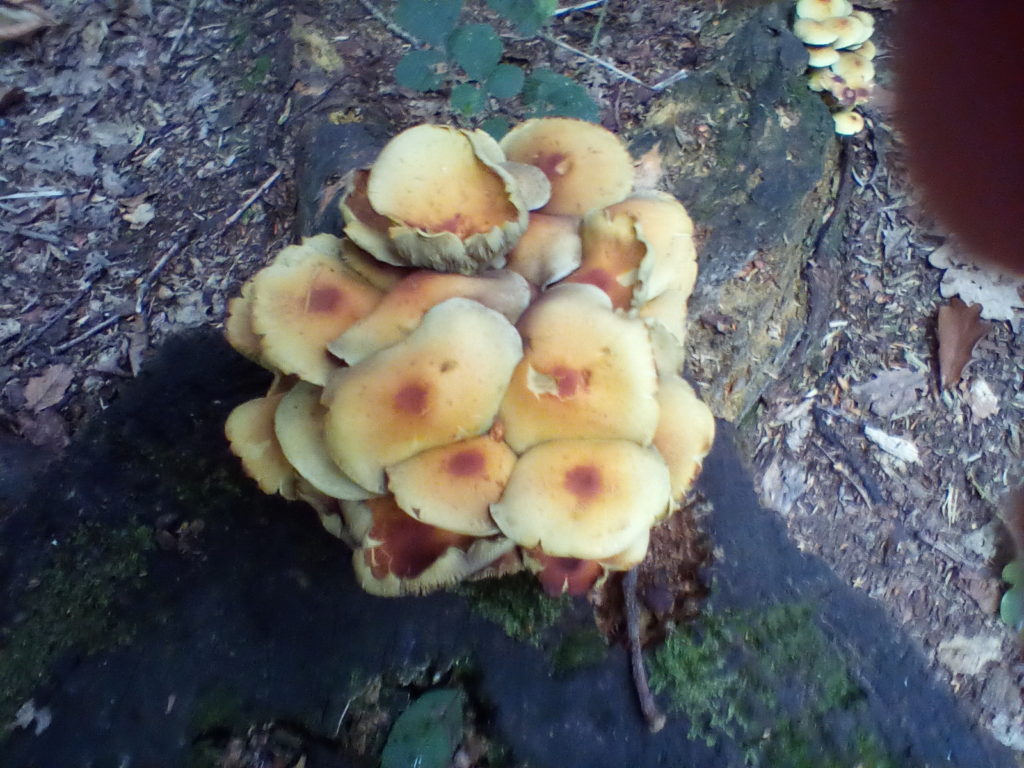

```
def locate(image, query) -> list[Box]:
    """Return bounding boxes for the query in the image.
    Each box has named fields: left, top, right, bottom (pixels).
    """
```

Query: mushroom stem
left=623, top=567, right=666, bottom=733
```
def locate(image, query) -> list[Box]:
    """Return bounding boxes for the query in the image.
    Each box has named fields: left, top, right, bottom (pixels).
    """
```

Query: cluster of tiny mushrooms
left=793, top=0, right=876, bottom=135
left=224, top=118, right=715, bottom=600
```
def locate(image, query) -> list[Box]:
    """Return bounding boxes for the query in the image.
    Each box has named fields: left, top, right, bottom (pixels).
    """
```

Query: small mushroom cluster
left=224, top=119, right=715, bottom=598
left=792, top=0, right=876, bottom=135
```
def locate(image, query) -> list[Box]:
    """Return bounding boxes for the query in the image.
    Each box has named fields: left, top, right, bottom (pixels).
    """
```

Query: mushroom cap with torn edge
left=249, top=233, right=383, bottom=386
left=328, top=268, right=531, bottom=365
left=347, top=495, right=517, bottom=596
left=490, top=438, right=671, bottom=561
left=500, top=118, right=634, bottom=216
left=498, top=283, right=659, bottom=453
left=386, top=433, right=514, bottom=536
left=560, top=208, right=647, bottom=309
left=274, top=380, right=376, bottom=500
left=366, top=125, right=528, bottom=273
left=323, top=297, right=523, bottom=493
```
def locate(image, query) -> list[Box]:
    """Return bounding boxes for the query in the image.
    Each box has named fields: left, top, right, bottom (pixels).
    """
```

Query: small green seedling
left=391, top=0, right=599, bottom=134
left=1000, top=560, right=1024, bottom=634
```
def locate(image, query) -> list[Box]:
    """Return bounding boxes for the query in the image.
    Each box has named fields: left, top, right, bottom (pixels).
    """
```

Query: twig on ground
left=355, top=0, right=421, bottom=45
left=0, top=224, right=62, bottom=245
left=554, top=0, right=606, bottom=16
left=0, top=189, right=87, bottom=201
left=624, top=568, right=666, bottom=733
left=2, top=270, right=102, bottom=365
left=135, top=227, right=198, bottom=315
left=167, top=0, right=198, bottom=58
left=811, top=405, right=885, bottom=506
left=222, top=168, right=284, bottom=231
left=51, top=313, right=126, bottom=353
left=541, top=32, right=649, bottom=88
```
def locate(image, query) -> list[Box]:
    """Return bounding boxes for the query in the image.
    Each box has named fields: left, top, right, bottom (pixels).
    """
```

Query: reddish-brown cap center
left=307, top=285, right=342, bottom=313
left=394, top=382, right=429, bottom=415
left=564, top=464, right=602, bottom=501
left=446, top=449, right=486, bottom=478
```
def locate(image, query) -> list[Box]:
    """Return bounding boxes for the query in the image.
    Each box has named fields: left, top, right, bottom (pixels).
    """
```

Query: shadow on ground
left=0, top=331, right=1016, bottom=768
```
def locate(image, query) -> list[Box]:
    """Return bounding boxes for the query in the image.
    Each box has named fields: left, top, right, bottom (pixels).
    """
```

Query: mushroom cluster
left=224, top=119, right=715, bottom=598
left=792, top=0, right=876, bottom=135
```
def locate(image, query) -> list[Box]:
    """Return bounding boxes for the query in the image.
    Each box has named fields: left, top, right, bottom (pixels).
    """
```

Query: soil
left=1, top=0, right=1022, bottom=762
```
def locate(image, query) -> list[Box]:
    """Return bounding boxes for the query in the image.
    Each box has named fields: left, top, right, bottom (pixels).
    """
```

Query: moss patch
left=458, top=573, right=570, bottom=646
left=0, top=522, right=151, bottom=725
left=649, top=602, right=905, bottom=766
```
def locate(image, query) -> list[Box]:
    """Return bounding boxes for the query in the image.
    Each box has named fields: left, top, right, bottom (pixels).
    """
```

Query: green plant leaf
left=1001, top=560, right=1024, bottom=631
left=523, top=69, right=600, bottom=121
left=447, top=23, right=503, bottom=81
left=485, top=63, right=524, bottom=99
left=395, top=49, right=446, bottom=91
left=480, top=116, right=511, bottom=140
left=380, top=689, right=464, bottom=768
left=450, top=82, right=485, bottom=116
left=486, top=0, right=555, bottom=36
left=395, top=0, right=463, bottom=47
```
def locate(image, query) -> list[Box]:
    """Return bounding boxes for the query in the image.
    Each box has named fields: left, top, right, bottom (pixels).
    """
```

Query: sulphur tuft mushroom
left=793, top=1, right=877, bottom=135
left=223, top=118, right=716, bottom=600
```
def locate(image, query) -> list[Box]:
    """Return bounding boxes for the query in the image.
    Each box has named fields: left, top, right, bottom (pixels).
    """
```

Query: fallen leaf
left=864, top=425, right=920, bottom=464
left=0, top=2, right=55, bottom=41
left=11, top=699, right=52, bottom=735
left=23, top=364, right=73, bottom=412
left=937, top=297, right=990, bottom=388
left=966, top=378, right=999, bottom=421
left=852, top=368, right=928, bottom=417
left=760, top=456, right=807, bottom=512
left=633, top=143, right=664, bottom=191
left=123, top=202, right=155, bottom=228
left=936, top=633, right=1003, bottom=676
left=34, top=105, right=64, bottom=126
left=929, top=242, right=1024, bottom=325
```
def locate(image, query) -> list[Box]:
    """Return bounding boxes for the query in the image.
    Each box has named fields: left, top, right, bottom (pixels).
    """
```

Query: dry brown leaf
left=937, top=298, right=989, bottom=388
left=0, top=2, right=56, bottom=41
left=633, top=143, right=664, bottom=191
left=23, top=363, right=74, bottom=412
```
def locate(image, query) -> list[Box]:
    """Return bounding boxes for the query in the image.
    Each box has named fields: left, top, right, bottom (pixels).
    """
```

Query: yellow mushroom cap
left=606, top=192, right=697, bottom=305
left=273, top=381, right=376, bottom=500
left=636, top=288, right=689, bottom=377
left=386, top=433, right=514, bottom=536
left=793, top=18, right=840, bottom=46
left=328, top=268, right=531, bottom=365
left=490, top=438, right=671, bottom=560
left=348, top=495, right=517, bottom=596
left=806, top=45, right=841, bottom=68
left=224, top=279, right=264, bottom=364
left=500, top=161, right=552, bottom=211
left=505, top=212, right=583, bottom=288
left=250, top=234, right=383, bottom=386
left=795, top=0, right=852, bottom=21
left=337, top=237, right=408, bottom=292
left=823, top=15, right=871, bottom=50
left=366, top=125, right=527, bottom=274
left=598, top=529, right=651, bottom=571
left=323, top=297, right=523, bottom=493
left=832, top=51, right=875, bottom=84
left=652, top=376, right=715, bottom=500
left=522, top=548, right=606, bottom=596
left=832, top=108, right=865, bottom=136
left=225, top=394, right=297, bottom=499
left=340, top=168, right=401, bottom=267
left=500, top=118, right=634, bottom=216
left=498, top=283, right=660, bottom=453
left=850, top=39, right=877, bottom=61
left=561, top=209, right=646, bottom=309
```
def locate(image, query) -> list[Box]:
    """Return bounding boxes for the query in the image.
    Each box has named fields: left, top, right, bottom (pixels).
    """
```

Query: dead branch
left=222, top=168, right=284, bottom=231
left=624, top=568, right=666, bottom=733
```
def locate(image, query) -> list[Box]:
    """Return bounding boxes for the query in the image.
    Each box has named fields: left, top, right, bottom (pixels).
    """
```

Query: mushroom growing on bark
left=224, top=118, right=715, bottom=599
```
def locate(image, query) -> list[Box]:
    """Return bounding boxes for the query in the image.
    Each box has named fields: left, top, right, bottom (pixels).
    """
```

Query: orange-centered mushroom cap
left=561, top=209, right=646, bottom=309
left=386, top=433, right=515, bottom=536
left=500, top=118, right=634, bottom=216
left=323, top=298, right=523, bottom=493
left=490, top=438, right=671, bottom=560
left=505, top=213, right=583, bottom=288
left=224, top=278, right=265, bottom=364
left=498, top=284, right=659, bottom=453
left=366, top=125, right=527, bottom=273
left=250, top=234, right=383, bottom=386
